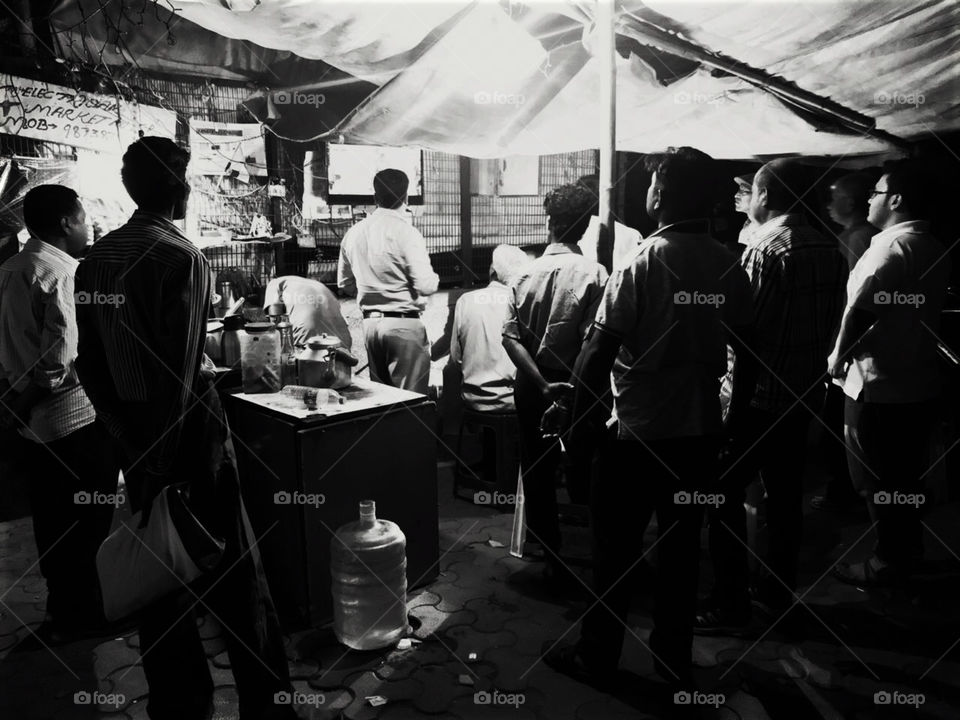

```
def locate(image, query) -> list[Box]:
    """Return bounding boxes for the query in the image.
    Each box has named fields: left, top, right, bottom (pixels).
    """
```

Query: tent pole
left=596, top=0, right=616, bottom=274
left=459, top=156, right=474, bottom=289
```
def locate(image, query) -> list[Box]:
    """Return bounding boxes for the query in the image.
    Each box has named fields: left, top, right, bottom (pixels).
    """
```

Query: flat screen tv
left=327, top=143, right=425, bottom=206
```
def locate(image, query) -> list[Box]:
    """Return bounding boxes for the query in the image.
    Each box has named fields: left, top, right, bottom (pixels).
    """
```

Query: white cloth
left=840, top=220, right=950, bottom=403
left=595, top=225, right=753, bottom=441
left=449, top=281, right=516, bottom=412
left=577, top=216, right=642, bottom=270
left=337, top=206, right=439, bottom=313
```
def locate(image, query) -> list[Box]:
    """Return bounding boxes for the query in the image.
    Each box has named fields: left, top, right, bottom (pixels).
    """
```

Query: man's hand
left=540, top=401, right=570, bottom=440
left=827, top=350, right=846, bottom=380
left=541, top=382, right=574, bottom=402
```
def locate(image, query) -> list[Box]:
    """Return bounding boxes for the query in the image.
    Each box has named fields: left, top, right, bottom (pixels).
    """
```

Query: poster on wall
left=327, top=143, right=424, bottom=205
left=188, top=120, right=267, bottom=180
left=0, top=74, right=176, bottom=153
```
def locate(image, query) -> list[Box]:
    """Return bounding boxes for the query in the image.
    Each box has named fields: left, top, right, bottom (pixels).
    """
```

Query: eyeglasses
left=869, top=190, right=891, bottom=197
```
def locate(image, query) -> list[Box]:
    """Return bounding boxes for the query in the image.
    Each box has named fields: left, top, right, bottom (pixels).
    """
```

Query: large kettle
left=297, top=334, right=358, bottom=389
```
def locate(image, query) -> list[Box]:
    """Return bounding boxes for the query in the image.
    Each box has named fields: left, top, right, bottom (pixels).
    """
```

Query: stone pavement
left=2, top=464, right=960, bottom=719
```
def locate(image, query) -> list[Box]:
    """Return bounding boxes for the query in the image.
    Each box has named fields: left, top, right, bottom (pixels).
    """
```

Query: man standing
left=263, top=274, right=352, bottom=349
left=0, top=185, right=118, bottom=642
left=449, top=244, right=530, bottom=412
left=542, top=152, right=753, bottom=691
left=75, top=137, right=294, bottom=720
left=829, top=159, right=950, bottom=586
left=698, top=159, right=848, bottom=631
left=338, top=169, right=439, bottom=394
left=502, top=184, right=608, bottom=580
left=812, top=170, right=879, bottom=513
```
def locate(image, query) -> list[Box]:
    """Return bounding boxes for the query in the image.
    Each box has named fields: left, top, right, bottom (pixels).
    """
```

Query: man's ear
left=888, top=192, right=904, bottom=213
left=651, top=186, right=662, bottom=211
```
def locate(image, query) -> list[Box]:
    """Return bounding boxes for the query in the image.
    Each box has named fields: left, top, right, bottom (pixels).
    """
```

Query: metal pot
left=296, top=334, right=358, bottom=389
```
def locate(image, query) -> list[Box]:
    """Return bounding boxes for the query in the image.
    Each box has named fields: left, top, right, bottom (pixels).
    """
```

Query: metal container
left=220, top=315, right=244, bottom=367
left=296, top=334, right=357, bottom=390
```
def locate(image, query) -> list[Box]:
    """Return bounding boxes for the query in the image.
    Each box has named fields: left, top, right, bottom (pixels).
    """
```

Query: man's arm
left=404, top=227, right=439, bottom=297
left=566, top=323, right=621, bottom=443
left=502, top=286, right=571, bottom=401
left=828, top=307, right=876, bottom=377
left=448, top=299, right=463, bottom=366
left=337, top=237, right=357, bottom=298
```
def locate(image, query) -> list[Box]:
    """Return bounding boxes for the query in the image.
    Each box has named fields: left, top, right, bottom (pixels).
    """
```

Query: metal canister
left=220, top=314, right=244, bottom=367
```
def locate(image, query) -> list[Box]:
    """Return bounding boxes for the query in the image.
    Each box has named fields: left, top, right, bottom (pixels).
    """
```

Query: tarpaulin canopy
left=50, top=0, right=960, bottom=159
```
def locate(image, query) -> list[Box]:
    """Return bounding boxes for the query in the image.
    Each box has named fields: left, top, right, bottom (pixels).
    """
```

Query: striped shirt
left=0, top=238, right=96, bottom=442
left=736, top=213, right=848, bottom=413
left=74, top=211, right=209, bottom=477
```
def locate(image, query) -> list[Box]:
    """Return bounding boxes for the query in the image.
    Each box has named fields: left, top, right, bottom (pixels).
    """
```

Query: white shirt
left=0, top=238, right=96, bottom=442
left=337, top=207, right=439, bottom=314
left=450, top=281, right=516, bottom=412
left=595, top=224, right=753, bottom=441
left=577, top=216, right=642, bottom=270
left=840, top=220, right=950, bottom=403
left=263, top=275, right=351, bottom=348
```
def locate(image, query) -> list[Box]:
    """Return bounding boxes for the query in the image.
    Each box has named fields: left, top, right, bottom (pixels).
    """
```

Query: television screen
left=327, top=144, right=424, bottom=205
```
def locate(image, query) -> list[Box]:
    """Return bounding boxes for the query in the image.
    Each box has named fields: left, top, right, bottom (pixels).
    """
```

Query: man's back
left=451, top=281, right=516, bottom=411
left=338, top=207, right=438, bottom=313
left=741, top=213, right=848, bottom=412
left=503, top=244, right=608, bottom=373
left=75, top=211, right=209, bottom=462
left=264, top=275, right=351, bottom=348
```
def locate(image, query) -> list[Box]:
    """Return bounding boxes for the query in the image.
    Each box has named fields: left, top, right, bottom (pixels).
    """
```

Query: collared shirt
left=596, top=223, right=753, bottom=441
left=578, top=216, right=643, bottom=271
left=263, top=275, right=351, bottom=349
left=735, top=213, right=848, bottom=413
left=0, top=238, right=96, bottom=443
left=450, top=280, right=516, bottom=412
left=503, top=243, right=608, bottom=374
left=838, top=220, right=876, bottom=271
left=74, top=211, right=210, bottom=476
left=841, top=220, right=950, bottom=403
left=337, top=206, right=439, bottom=314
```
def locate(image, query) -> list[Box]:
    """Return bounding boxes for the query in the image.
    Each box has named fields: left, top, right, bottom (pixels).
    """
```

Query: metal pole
left=459, top=156, right=474, bottom=289
left=596, top=0, right=616, bottom=274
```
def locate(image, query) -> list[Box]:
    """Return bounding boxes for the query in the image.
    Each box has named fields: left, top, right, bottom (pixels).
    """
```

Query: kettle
left=297, top=334, right=358, bottom=389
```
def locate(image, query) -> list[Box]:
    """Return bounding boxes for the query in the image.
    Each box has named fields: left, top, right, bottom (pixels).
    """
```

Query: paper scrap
left=458, top=674, right=475, bottom=686
left=366, top=696, right=388, bottom=707
left=468, top=652, right=478, bottom=661
left=487, top=539, right=506, bottom=548
left=397, top=638, right=413, bottom=650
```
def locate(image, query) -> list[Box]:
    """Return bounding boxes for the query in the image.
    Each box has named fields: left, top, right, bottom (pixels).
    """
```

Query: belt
left=363, top=310, right=421, bottom=319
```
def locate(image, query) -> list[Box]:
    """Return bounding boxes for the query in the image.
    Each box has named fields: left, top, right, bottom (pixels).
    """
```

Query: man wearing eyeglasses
left=828, top=159, right=951, bottom=587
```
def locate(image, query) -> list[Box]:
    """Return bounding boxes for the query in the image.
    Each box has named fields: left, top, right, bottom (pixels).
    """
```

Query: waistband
left=363, top=310, right=422, bottom=319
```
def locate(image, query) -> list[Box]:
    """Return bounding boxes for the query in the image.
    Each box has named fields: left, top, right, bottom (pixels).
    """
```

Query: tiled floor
left=2, top=465, right=960, bottom=719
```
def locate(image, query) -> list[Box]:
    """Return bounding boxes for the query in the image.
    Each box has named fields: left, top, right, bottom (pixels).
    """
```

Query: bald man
left=700, top=159, right=848, bottom=632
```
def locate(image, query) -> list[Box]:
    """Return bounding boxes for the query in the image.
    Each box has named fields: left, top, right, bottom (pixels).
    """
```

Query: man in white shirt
left=263, top=275, right=351, bottom=349
left=338, top=169, right=439, bottom=394
left=449, top=244, right=529, bottom=412
left=828, top=159, right=951, bottom=586
left=0, top=185, right=118, bottom=641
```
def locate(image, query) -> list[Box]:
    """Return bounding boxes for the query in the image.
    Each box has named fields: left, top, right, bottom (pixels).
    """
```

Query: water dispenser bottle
left=330, top=500, right=408, bottom=650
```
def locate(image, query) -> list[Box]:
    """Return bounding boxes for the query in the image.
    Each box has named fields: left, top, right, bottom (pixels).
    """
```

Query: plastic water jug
left=330, top=500, right=408, bottom=650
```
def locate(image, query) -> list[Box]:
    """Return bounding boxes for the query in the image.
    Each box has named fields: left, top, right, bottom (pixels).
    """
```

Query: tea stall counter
left=224, top=379, right=439, bottom=631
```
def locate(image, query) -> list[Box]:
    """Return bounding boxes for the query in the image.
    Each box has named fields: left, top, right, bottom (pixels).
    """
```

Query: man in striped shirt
left=75, top=137, right=294, bottom=720
left=0, top=185, right=119, bottom=641
left=699, top=159, right=848, bottom=632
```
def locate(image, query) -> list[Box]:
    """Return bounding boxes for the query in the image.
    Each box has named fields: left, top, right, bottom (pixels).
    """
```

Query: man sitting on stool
left=338, top=169, right=439, bottom=394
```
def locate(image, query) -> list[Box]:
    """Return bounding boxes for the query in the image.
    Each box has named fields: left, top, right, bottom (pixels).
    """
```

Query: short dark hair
left=23, top=185, right=81, bottom=239
left=645, top=150, right=714, bottom=219
left=543, top=183, right=596, bottom=243
left=373, top=169, right=409, bottom=209
left=832, top=171, right=876, bottom=217
left=121, top=137, right=190, bottom=210
left=575, top=175, right=601, bottom=216
left=755, top=159, right=813, bottom=213
left=882, top=158, right=933, bottom=220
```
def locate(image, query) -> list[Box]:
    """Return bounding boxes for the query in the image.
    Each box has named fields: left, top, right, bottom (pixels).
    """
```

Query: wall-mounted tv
left=327, top=143, right=425, bottom=206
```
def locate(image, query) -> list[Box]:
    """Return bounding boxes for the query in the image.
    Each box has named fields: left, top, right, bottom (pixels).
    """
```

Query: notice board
left=0, top=74, right=176, bottom=153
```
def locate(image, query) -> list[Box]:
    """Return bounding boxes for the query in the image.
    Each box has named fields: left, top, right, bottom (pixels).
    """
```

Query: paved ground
left=2, top=461, right=960, bottom=719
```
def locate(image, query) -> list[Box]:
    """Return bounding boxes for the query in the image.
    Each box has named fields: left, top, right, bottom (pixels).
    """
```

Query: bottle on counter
left=220, top=314, right=244, bottom=368
left=331, top=500, right=408, bottom=650
left=240, top=322, right=281, bottom=393
left=276, top=314, right=298, bottom=388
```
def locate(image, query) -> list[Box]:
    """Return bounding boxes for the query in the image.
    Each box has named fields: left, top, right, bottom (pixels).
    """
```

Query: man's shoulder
left=94, top=219, right=204, bottom=266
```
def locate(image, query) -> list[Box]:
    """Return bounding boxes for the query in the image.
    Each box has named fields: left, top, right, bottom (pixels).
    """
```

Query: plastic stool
left=453, top=409, right=520, bottom=502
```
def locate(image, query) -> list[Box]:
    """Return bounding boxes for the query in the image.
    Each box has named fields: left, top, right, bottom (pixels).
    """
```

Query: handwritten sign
left=0, top=74, right=176, bottom=154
